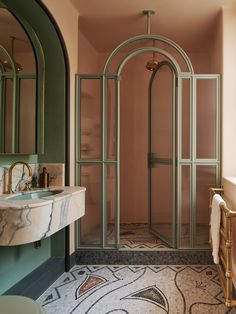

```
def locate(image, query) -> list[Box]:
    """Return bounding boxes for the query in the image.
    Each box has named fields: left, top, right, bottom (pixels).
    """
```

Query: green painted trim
left=0, top=0, right=68, bottom=294
left=0, top=76, right=5, bottom=152
left=116, top=77, right=121, bottom=249
left=172, top=68, right=177, bottom=248
left=0, top=155, right=37, bottom=165
left=76, top=160, right=117, bottom=163
left=101, top=76, right=106, bottom=248
left=103, top=34, right=194, bottom=74
left=117, top=47, right=181, bottom=76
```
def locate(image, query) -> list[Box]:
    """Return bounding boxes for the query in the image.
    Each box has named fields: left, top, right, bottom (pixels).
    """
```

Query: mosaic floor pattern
left=119, top=223, right=171, bottom=249
left=82, top=223, right=171, bottom=250
left=37, top=265, right=236, bottom=314
left=82, top=223, right=209, bottom=250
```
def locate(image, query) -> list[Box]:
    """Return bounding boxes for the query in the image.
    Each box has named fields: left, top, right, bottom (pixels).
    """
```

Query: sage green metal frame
left=148, top=60, right=178, bottom=248
left=75, top=74, right=119, bottom=249
left=177, top=74, right=221, bottom=248
left=75, top=34, right=221, bottom=250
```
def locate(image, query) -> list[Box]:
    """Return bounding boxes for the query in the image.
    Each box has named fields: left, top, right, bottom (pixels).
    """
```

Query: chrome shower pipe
left=143, top=10, right=155, bottom=34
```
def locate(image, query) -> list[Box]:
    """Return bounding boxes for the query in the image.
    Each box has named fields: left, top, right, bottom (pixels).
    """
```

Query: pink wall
left=120, top=53, right=151, bottom=223
left=209, top=11, right=223, bottom=75
left=222, top=7, right=236, bottom=177
left=78, top=32, right=99, bottom=73
left=42, top=0, right=79, bottom=253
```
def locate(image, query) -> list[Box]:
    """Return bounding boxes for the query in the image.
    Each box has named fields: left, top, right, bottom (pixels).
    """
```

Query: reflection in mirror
left=0, top=8, right=36, bottom=154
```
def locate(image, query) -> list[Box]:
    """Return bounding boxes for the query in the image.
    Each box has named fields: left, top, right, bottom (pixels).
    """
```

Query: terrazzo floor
left=37, top=264, right=236, bottom=314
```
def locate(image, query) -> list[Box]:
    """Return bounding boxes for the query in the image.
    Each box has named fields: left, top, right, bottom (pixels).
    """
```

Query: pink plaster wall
left=42, top=0, right=79, bottom=253
left=210, top=11, right=223, bottom=75
left=222, top=7, right=236, bottom=177
left=78, top=32, right=99, bottom=73
left=120, top=53, right=151, bottom=223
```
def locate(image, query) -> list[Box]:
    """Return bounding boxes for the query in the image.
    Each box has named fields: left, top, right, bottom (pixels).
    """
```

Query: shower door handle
left=148, top=152, right=173, bottom=168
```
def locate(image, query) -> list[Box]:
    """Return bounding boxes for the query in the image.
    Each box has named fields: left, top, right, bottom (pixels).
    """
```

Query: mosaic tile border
left=76, top=250, right=214, bottom=265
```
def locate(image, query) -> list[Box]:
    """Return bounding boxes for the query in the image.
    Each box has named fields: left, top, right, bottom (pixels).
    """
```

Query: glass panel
left=181, top=166, right=191, bottom=248
left=196, top=165, right=217, bottom=247
left=150, top=164, right=173, bottom=243
left=107, top=79, right=116, bottom=160
left=106, top=164, right=116, bottom=245
left=120, top=52, right=150, bottom=228
left=4, top=79, right=13, bottom=153
left=196, top=79, right=217, bottom=159
left=149, top=62, right=175, bottom=247
left=181, top=79, right=190, bottom=159
left=151, top=64, right=173, bottom=158
left=19, top=79, right=36, bottom=153
left=80, top=79, right=101, bottom=159
left=79, top=164, right=101, bottom=246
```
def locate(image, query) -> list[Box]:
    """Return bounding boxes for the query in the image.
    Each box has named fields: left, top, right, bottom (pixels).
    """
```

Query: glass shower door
left=148, top=62, right=176, bottom=248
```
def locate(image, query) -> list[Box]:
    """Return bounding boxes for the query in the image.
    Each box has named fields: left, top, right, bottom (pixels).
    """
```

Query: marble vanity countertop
left=0, top=186, right=85, bottom=209
left=0, top=186, right=86, bottom=246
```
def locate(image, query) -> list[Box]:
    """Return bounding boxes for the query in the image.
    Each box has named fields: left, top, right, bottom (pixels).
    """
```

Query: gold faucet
left=6, top=161, right=32, bottom=194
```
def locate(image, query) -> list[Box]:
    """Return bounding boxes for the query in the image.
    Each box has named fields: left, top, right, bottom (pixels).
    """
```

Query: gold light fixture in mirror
left=3, top=36, right=23, bottom=72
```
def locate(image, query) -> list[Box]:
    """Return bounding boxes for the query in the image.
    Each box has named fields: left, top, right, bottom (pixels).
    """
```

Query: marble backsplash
left=0, top=163, right=65, bottom=195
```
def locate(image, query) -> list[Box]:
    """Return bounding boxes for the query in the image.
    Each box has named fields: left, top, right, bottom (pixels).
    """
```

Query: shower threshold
left=79, top=222, right=210, bottom=250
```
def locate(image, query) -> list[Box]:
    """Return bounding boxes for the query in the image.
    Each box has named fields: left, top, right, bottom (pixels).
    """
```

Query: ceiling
left=71, top=0, right=236, bottom=53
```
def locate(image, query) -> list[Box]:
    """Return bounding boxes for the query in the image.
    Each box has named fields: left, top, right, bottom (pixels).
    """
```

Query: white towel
left=210, top=194, right=226, bottom=264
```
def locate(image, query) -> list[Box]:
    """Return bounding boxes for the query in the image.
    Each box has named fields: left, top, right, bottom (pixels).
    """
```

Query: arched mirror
left=0, top=7, right=44, bottom=154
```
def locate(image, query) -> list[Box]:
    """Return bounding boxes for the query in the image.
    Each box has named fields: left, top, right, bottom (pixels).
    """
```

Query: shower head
left=143, top=10, right=158, bottom=71
left=146, top=59, right=158, bottom=71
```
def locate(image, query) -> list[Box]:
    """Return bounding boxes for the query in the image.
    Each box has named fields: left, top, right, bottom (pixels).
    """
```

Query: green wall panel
left=0, top=155, right=37, bottom=166
left=0, top=238, right=50, bottom=294
left=0, top=0, right=67, bottom=294
left=1, top=0, right=66, bottom=163
left=51, top=229, right=65, bottom=257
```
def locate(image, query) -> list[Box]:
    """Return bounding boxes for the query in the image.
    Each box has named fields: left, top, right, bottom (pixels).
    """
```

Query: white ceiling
left=71, top=0, right=236, bottom=53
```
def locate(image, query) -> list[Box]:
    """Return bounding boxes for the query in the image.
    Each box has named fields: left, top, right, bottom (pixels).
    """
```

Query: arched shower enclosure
left=75, top=23, right=220, bottom=250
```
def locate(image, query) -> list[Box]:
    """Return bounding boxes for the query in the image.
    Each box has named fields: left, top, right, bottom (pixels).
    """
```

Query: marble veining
left=0, top=163, right=64, bottom=195
left=0, top=186, right=85, bottom=246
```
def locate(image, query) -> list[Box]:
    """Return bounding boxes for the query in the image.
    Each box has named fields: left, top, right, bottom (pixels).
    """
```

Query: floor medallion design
left=124, top=286, right=168, bottom=311
left=37, top=265, right=236, bottom=313
left=77, top=275, right=106, bottom=297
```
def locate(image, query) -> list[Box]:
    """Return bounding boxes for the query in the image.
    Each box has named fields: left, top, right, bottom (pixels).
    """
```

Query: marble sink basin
left=0, top=186, right=86, bottom=246
left=7, top=189, right=63, bottom=200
